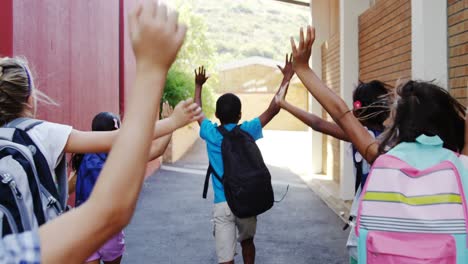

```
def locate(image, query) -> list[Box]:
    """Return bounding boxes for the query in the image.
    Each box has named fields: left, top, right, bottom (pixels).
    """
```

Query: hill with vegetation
left=178, top=0, right=310, bottom=65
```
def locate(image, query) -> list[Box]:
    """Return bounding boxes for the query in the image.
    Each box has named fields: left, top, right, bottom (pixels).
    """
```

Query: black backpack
left=203, top=126, right=274, bottom=218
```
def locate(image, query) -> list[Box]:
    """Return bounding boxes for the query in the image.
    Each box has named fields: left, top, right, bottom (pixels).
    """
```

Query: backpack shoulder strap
left=5, top=118, right=43, bottom=132
left=216, top=126, right=229, bottom=137
left=55, top=152, right=68, bottom=208
left=202, top=164, right=223, bottom=199
left=353, top=129, right=379, bottom=192
left=352, top=147, right=363, bottom=193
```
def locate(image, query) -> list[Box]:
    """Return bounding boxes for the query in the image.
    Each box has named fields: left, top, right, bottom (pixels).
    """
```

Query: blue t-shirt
left=200, top=118, right=263, bottom=203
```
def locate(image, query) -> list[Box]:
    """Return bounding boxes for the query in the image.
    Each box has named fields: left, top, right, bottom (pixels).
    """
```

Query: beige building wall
left=163, top=122, right=200, bottom=163
left=228, top=82, right=308, bottom=131
left=218, top=58, right=309, bottom=131
left=218, top=63, right=283, bottom=93
left=321, top=33, right=341, bottom=182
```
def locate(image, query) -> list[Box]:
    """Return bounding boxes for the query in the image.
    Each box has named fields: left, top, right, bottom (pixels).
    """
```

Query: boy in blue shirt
left=194, top=55, right=294, bottom=264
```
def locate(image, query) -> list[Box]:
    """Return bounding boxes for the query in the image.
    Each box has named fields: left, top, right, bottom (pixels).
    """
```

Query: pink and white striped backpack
left=356, top=152, right=468, bottom=263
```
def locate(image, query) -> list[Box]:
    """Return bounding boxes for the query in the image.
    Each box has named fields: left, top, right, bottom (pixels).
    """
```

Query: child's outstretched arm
left=194, top=66, right=208, bottom=125
left=275, top=83, right=349, bottom=141
left=38, top=2, right=186, bottom=263
left=148, top=101, right=173, bottom=161
left=258, top=54, right=294, bottom=127
left=64, top=99, right=200, bottom=154
left=150, top=99, right=201, bottom=137
left=148, top=133, right=172, bottom=161
left=291, top=26, right=378, bottom=163
left=147, top=100, right=201, bottom=161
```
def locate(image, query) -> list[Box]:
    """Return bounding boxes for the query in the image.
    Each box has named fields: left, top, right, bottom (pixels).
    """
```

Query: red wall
left=0, top=0, right=13, bottom=57
left=122, top=0, right=138, bottom=115
left=121, top=0, right=162, bottom=176
left=1, top=1, right=161, bottom=182
left=10, top=0, right=120, bottom=130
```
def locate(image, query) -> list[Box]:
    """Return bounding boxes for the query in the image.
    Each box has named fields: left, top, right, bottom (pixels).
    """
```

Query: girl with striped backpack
left=290, top=25, right=468, bottom=263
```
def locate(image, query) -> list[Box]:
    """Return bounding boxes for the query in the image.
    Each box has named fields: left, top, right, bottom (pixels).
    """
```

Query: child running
left=276, top=79, right=391, bottom=263
left=289, top=25, right=468, bottom=263
left=72, top=112, right=126, bottom=264
left=0, top=2, right=201, bottom=263
left=69, top=107, right=172, bottom=264
left=194, top=54, right=293, bottom=264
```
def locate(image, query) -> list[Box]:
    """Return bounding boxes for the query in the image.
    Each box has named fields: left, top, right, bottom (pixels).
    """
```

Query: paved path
left=123, top=132, right=349, bottom=264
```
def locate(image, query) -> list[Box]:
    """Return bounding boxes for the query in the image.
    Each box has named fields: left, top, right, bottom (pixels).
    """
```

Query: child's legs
left=213, top=202, right=237, bottom=264
left=236, top=216, right=256, bottom=264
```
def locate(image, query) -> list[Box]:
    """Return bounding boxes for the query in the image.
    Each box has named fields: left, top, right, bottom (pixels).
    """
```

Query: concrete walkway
left=123, top=131, right=349, bottom=263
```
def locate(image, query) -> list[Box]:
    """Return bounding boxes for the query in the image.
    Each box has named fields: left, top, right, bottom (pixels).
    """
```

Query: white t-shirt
left=26, top=121, right=73, bottom=174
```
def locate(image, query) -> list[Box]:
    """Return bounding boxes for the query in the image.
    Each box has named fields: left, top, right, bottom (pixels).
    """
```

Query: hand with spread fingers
left=194, top=66, right=209, bottom=124
left=161, top=101, right=174, bottom=119
left=195, top=66, right=209, bottom=87
left=128, top=1, right=187, bottom=71
left=170, top=98, right=203, bottom=129
left=290, top=26, right=315, bottom=71
left=277, top=53, right=294, bottom=82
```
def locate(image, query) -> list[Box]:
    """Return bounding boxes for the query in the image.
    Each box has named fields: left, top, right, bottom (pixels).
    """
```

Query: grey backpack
left=0, top=118, right=68, bottom=237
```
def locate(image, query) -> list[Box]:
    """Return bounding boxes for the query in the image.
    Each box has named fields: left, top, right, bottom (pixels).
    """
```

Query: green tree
left=163, top=66, right=215, bottom=118
left=163, top=1, right=216, bottom=117
left=174, top=2, right=216, bottom=71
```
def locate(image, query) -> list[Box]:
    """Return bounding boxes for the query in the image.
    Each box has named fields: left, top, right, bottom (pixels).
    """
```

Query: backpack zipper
left=39, top=185, right=62, bottom=215
left=0, top=204, right=19, bottom=234
left=0, top=173, right=31, bottom=230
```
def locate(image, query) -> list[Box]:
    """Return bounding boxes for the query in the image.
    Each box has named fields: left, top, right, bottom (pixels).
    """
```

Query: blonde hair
left=0, top=57, right=57, bottom=125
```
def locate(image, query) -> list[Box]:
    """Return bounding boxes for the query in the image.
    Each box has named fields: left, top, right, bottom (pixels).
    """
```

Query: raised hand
left=277, top=53, right=294, bottom=81
left=195, top=66, right=209, bottom=87
left=170, top=98, right=203, bottom=129
left=128, top=1, right=187, bottom=71
left=291, top=26, right=315, bottom=70
left=161, top=101, right=174, bottom=119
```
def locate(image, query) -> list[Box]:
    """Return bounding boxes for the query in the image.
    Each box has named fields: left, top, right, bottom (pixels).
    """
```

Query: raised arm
left=39, top=3, right=187, bottom=263
left=291, top=26, right=378, bottom=163
left=194, top=66, right=208, bottom=125
left=64, top=99, right=200, bottom=154
left=148, top=101, right=176, bottom=161
left=275, top=80, right=349, bottom=141
left=259, top=54, right=294, bottom=127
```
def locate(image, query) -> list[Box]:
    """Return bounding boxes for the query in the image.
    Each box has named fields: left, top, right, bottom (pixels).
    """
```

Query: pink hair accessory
left=353, top=100, right=362, bottom=110
left=113, top=118, right=119, bottom=129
